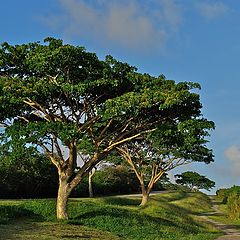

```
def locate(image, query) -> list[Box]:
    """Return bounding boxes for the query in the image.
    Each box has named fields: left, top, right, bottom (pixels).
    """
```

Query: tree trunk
left=88, top=169, right=95, bottom=198
left=140, top=192, right=149, bottom=205
left=140, top=184, right=150, bottom=206
left=56, top=177, right=71, bottom=220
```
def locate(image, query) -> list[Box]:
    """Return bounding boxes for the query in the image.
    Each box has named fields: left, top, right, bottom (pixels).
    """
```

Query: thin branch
left=17, top=116, right=29, bottom=123
left=105, top=128, right=156, bottom=153
left=36, top=141, right=61, bottom=170
left=63, top=92, right=80, bottom=122
left=120, top=117, right=134, bottom=133
left=168, top=158, right=192, bottom=170
left=153, top=170, right=165, bottom=184
left=69, top=152, right=106, bottom=190
left=88, top=126, right=98, bottom=148
left=146, top=165, right=156, bottom=191
left=98, top=119, right=113, bottom=142
left=78, top=116, right=100, bottom=133
left=57, top=100, right=68, bottom=122
left=47, top=74, right=59, bottom=84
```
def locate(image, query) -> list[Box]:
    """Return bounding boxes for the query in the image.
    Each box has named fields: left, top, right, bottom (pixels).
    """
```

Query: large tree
left=0, top=38, right=206, bottom=219
left=117, top=118, right=214, bottom=205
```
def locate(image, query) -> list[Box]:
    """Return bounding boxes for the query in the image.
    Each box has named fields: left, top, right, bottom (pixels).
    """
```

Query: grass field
left=0, top=191, right=221, bottom=240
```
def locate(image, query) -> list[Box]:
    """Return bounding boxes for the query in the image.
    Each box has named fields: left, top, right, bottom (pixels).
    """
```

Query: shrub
left=227, top=192, right=240, bottom=219
left=0, top=154, right=58, bottom=199
left=216, top=188, right=230, bottom=203
left=216, top=185, right=240, bottom=219
left=72, top=165, right=141, bottom=197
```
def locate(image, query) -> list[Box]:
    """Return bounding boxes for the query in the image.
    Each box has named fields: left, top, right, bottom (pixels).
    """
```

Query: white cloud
left=224, top=145, right=240, bottom=176
left=159, top=0, right=182, bottom=31
left=196, top=2, right=229, bottom=20
left=104, top=1, right=166, bottom=48
left=45, top=0, right=183, bottom=51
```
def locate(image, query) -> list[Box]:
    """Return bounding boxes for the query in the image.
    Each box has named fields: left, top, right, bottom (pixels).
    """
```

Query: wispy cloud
left=44, top=0, right=183, bottom=51
left=196, top=1, right=229, bottom=20
left=159, top=0, right=182, bottom=31
left=224, top=145, right=240, bottom=176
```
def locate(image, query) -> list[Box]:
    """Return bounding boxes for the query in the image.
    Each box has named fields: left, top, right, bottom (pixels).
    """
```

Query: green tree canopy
left=175, top=171, right=215, bottom=191
left=117, top=116, right=214, bottom=205
left=0, top=38, right=210, bottom=219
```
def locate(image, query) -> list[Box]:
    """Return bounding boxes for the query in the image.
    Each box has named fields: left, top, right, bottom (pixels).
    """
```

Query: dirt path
left=199, top=196, right=240, bottom=240
left=113, top=190, right=171, bottom=198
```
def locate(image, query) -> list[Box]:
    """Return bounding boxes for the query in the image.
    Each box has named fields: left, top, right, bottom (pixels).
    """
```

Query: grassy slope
left=0, top=191, right=221, bottom=240
left=208, top=196, right=240, bottom=228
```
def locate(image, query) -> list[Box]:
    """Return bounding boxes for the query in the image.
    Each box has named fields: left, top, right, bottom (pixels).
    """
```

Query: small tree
left=175, top=171, right=215, bottom=191
left=118, top=118, right=214, bottom=205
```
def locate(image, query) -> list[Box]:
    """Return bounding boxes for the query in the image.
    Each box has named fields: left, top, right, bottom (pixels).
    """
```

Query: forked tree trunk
left=141, top=192, right=150, bottom=205
left=56, top=177, right=71, bottom=220
left=140, top=184, right=150, bottom=206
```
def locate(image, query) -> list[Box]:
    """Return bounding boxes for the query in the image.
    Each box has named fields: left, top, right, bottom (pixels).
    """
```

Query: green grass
left=0, top=192, right=221, bottom=240
left=208, top=196, right=240, bottom=228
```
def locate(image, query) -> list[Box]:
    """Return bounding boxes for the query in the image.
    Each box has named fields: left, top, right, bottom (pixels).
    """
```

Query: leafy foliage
left=117, top=114, right=214, bottom=204
left=216, top=188, right=231, bottom=203
left=74, top=165, right=140, bottom=196
left=0, top=147, right=58, bottom=198
left=216, top=185, right=240, bottom=219
left=0, top=37, right=214, bottom=218
left=175, top=171, right=215, bottom=191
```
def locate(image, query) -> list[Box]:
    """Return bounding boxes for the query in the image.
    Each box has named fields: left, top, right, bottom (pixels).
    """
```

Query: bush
left=0, top=154, right=58, bottom=199
left=216, top=185, right=240, bottom=219
left=227, top=192, right=240, bottom=219
left=216, top=188, right=230, bottom=203
left=73, top=165, right=140, bottom=197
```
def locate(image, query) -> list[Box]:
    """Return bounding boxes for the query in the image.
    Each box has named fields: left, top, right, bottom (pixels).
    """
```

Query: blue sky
left=1, top=0, right=240, bottom=193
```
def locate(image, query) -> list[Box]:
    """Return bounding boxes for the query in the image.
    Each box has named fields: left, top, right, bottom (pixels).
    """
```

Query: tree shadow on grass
left=0, top=204, right=45, bottom=240
left=69, top=204, right=209, bottom=240
left=0, top=218, right=40, bottom=240
left=0, top=205, right=42, bottom=224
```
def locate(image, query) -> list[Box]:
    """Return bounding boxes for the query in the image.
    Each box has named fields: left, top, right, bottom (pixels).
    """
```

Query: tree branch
left=66, top=140, right=77, bottom=177
left=105, top=128, right=156, bottom=152
left=117, top=147, right=143, bottom=184
left=78, top=116, right=100, bottom=133
left=23, top=99, right=53, bottom=122
left=36, top=140, right=61, bottom=170
left=98, top=119, right=113, bottom=143
left=52, top=134, right=65, bottom=165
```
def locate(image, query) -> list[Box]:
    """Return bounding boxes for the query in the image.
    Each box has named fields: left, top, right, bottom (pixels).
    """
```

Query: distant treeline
left=0, top=157, right=166, bottom=199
